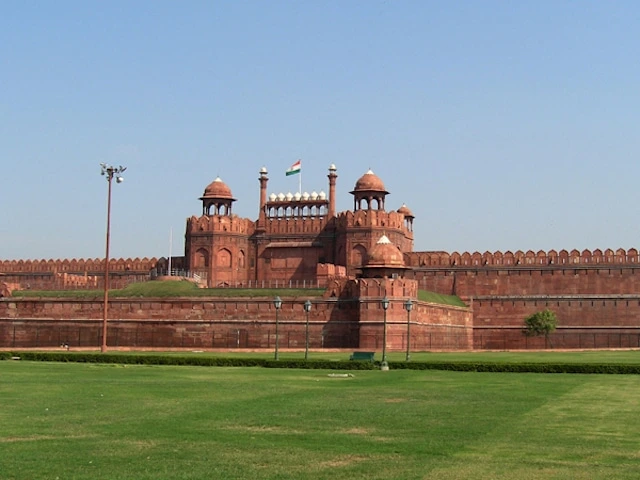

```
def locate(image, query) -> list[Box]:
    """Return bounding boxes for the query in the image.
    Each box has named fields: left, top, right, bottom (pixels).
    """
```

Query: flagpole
left=299, top=167, right=302, bottom=195
left=168, top=227, right=173, bottom=276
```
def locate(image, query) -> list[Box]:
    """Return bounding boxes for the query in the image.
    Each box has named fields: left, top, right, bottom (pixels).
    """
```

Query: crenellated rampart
left=0, top=257, right=159, bottom=291
left=0, top=257, right=159, bottom=273
left=407, top=248, right=640, bottom=268
left=186, top=215, right=255, bottom=235
left=337, top=209, right=408, bottom=231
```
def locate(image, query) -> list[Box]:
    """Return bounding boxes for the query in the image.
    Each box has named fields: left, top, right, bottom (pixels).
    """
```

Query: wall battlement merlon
left=412, top=264, right=640, bottom=274
left=336, top=209, right=410, bottom=231
left=0, top=257, right=159, bottom=273
left=409, top=247, right=639, bottom=268
left=471, top=294, right=640, bottom=301
left=187, top=215, right=255, bottom=235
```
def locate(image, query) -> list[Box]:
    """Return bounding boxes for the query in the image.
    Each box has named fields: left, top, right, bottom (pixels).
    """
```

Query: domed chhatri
left=350, top=169, right=389, bottom=211
left=200, top=177, right=236, bottom=216
left=201, top=177, right=235, bottom=200
left=360, top=234, right=409, bottom=279
left=352, top=169, right=387, bottom=193
left=397, top=203, right=414, bottom=218
left=366, top=235, right=405, bottom=267
left=397, top=203, right=415, bottom=232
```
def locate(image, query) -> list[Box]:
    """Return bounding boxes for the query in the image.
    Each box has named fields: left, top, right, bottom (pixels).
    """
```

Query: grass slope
left=1, top=362, right=638, bottom=479
left=12, top=282, right=467, bottom=307
left=417, top=289, right=466, bottom=307
left=13, top=280, right=325, bottom=298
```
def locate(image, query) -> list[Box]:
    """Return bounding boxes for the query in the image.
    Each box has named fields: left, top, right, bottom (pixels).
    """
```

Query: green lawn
left=12, top=281, right=325, bottom=299
left=417, top=289, right=466, bottom=307
left=12, top=281, right=466, bottom=306
left=1, top=361, right=639, bottom=479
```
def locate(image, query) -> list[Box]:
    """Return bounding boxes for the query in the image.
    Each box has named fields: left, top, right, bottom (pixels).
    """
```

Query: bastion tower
left=337, top=170, right=415, bottom=277
left=184, top=177, right=253, bottom=287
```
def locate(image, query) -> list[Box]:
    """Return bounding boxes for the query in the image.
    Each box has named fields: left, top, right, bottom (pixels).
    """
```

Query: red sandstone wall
left=356, top=277, right=473, bottom=351
left=0, top=297, right=360, bottom=350
left=358, top=301, right=473, bottom=352
left=408, top=248, right=640, bottom=268
left=0, top=257, right=159, bottom=273
left=413, top=267, right=640, bottom=297
left=472, top=295, right=640, bottom=349
left=0, top=257, right=158, bottom=291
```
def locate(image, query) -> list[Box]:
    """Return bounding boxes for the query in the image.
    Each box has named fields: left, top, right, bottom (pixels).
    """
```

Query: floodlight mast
left=100, top=163, right=126, bottom=353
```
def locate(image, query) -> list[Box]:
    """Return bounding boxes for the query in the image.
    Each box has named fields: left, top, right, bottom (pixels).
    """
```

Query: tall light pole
left=381, top=296, right=390, bottom=362
left=304, top=300, right=312, bottom=360
left=404, top=299, right=413, bottom=362
left=273, top=296, right=282, bottom=360
left=100, top=163, right=126, bottom=353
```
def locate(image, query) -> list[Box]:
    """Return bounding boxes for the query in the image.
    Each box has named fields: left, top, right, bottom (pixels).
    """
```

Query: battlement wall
left=0, top=257, right=159, bottom=274
left=336, top=210, right=409, bottom=231
left=414, top=265, right=640, bottom=297
left=357, top=277, right=418, bottom=300
left=408, top=248, right=639, bottom=268
left=186, top=215, right=255, bottom=235
left=0, top=258, right=158, bottom=291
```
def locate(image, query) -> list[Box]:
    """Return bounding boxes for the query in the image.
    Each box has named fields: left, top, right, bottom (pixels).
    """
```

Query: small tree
left=523, top=309, right=557, bottom=348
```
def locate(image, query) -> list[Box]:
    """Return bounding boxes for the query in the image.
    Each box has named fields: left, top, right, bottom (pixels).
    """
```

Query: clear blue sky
left=2, top=1, right=640, bottom=261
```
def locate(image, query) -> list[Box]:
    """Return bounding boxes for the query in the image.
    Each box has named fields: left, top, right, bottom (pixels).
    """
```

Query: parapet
left=186, top=215, right=254, bottom=235
left=0, top=257, right=160, bottom=273
left=407, top=248, right=640, bottom=268
left=336, top=209, right=407, bottom=230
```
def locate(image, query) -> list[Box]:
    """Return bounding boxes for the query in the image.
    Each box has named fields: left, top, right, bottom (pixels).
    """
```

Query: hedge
left=4, top=352, right=640, bottom=374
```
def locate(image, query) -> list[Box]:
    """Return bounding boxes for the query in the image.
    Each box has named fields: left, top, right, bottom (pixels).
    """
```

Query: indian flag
left=285, top=160, right=301, bottom=176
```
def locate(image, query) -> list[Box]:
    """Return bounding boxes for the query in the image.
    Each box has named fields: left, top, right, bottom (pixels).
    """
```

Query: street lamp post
left=303, top=300, right=312, bottom=360
left=381, top=296, right=390, bottom=362
left=99, top=163, right=126, bottom=353
left=404, top=299, right=414, bottom=362
left=273, top=296, right=282, bottom=360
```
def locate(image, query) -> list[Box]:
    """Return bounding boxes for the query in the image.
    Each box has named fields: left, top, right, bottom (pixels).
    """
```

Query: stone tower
left=185, top=177, right=252, bottom=287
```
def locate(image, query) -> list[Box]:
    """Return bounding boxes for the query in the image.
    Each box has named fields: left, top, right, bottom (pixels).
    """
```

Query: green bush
left=389, top=361, right=640, bottom=374
left=8, top=352, right=640, bottom=374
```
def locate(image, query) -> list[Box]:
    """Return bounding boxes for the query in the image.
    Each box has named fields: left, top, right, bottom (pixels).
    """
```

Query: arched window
left=217, top=248, right=232, bottom=268
left=195, top=248, right=209, bottom=268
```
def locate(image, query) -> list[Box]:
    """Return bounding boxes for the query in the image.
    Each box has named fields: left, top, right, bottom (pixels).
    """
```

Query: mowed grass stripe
left=1, top=363, right=639, bottom=479
left=428, top=375, right=640, bottom=480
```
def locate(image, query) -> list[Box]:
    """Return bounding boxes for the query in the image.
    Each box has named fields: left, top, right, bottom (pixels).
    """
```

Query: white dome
left=277, top=192, right=285, bottom=201
left=329, top=164, right=337, bottom=171
left=285, top=192, right=293, bottom=201
left=294, top=192, right=302, bottom=201
left=302, top=191, right=310, bottom=200
left=310, top=191, right=318, bottom=200
left=269, top=193, right=277, bottom=201
left=260, top=166, right=268, bottom=174
left=318, top=190, right=326, bottom=200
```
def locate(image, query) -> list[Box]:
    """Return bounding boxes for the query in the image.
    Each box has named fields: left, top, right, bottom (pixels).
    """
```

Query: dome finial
left=201, top=176, right=235, bottom=200
left=351, top=170, right=387, bottom=193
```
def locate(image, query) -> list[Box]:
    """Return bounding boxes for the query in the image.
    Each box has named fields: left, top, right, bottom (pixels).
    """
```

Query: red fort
left=1, top=166, right=639, bottom=351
